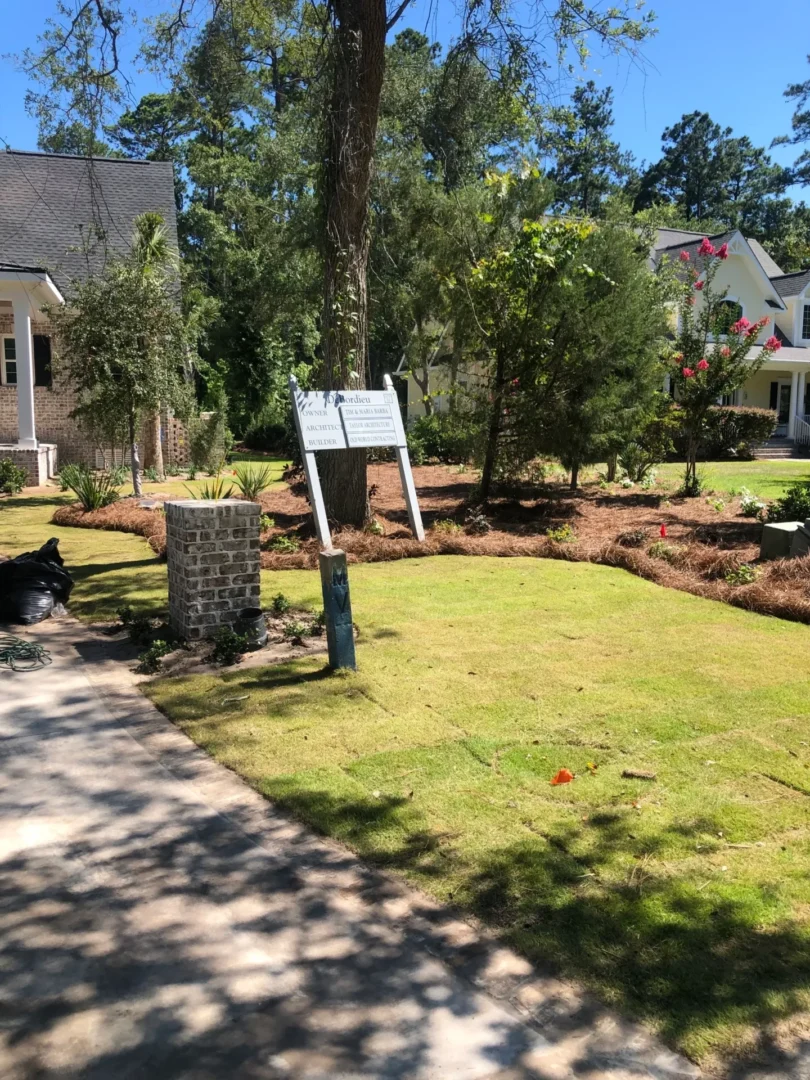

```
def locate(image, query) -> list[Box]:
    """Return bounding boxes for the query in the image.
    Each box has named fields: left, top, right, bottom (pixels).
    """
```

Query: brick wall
left=0, top=312, right=190, bottom=470
left=165, top=499, right=261, bottom=641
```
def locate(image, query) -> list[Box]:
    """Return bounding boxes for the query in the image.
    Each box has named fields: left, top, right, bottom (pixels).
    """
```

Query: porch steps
left=754, top=437, right=808, bottom=460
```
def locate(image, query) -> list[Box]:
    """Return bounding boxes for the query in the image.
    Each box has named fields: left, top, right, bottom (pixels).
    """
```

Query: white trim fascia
left=0, top=270, right=64, bottom=307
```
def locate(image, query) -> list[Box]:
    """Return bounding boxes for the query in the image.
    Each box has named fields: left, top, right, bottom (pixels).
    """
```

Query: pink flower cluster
left=698, top=237, right=715, bottom=257
left=764, top=335, right=782, bottom=352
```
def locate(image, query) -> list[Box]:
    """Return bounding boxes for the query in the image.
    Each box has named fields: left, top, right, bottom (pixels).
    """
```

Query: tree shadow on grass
left=264, top=781, right=810, bottom=1069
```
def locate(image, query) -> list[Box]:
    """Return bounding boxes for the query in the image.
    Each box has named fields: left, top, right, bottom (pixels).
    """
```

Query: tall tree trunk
left=412, top=366, right=433, bottom=415
left=479, top=348, right=506, bottom=503
left=319, top=0, right=387, bottom=528
left=570, top=461, right=580, bottom=490
left=129, top=412, right=142, bottom=498
left=143, top=407, right=165, bottom=479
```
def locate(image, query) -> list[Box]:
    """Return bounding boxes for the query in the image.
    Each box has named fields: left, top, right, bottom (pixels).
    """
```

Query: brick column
left=165, top=499, right=261, bottom=640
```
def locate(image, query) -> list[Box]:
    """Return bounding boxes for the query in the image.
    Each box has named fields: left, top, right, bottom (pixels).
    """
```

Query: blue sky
left=1, top=0, right=808, bottom=197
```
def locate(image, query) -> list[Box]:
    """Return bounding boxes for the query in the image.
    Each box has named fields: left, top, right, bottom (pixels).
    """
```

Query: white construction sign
left=289, top=375, right=424, bottom=548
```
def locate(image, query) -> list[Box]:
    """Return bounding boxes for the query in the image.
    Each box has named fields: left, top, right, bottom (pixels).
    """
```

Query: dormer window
left=803, top=303, right=810, bottom=340
left=713, top=300, right=744, bottom=336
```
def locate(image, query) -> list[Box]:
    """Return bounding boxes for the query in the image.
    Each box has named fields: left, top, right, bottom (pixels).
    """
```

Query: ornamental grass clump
left=669, top=237, right=781, bottom=496
left=64, top=468, right=122, bottom=511
left=233, top=464, right=275, bottom=500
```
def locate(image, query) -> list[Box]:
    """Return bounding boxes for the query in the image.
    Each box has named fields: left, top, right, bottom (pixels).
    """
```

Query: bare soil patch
left=52, top=463, right=810, bottom=624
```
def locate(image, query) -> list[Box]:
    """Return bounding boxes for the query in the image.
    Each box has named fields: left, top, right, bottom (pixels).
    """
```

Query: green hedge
left=406, top=412, right=478, bottom=465
left=669, top=405, right=777, bottom=460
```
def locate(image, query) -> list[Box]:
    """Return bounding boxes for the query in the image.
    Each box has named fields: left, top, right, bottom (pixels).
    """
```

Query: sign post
left=288, top=374, right=424, bottom=672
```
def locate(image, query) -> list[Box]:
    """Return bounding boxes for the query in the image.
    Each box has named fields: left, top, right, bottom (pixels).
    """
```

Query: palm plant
left=185, top=473, right=235, bottom=500
left=233, top=464, right=275, bottom=500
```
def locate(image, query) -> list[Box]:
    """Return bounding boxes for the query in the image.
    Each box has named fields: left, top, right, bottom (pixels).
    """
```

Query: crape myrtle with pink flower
left=670, top=237, right=781, bottom=494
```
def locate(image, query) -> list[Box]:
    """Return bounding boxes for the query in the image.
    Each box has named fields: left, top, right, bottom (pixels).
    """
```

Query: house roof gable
left=0, top=150, right=178, bottom=295
left=653, top=229, right=787, bottom=311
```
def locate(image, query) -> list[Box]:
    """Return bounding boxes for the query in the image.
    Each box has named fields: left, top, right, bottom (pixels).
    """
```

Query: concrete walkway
left=0, top=619, right=699, bottom=1080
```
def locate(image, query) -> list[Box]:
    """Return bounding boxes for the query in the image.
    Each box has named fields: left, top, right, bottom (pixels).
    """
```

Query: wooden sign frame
left=288, top=374, right=425, bottom=549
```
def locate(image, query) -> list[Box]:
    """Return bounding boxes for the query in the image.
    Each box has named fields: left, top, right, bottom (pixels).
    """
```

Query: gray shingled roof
left=0, top=150, right=178, bottom=295
left=770, top=269, right=810, bottom=298
left=747, top=238, right=783, bottom=278
left=653, top=230, right=735, bottom=263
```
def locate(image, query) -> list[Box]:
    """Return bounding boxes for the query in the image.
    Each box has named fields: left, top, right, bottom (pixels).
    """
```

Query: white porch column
left=11, top=296, right=37, bottom=449
left=788, top=370, right=799, bottom=439
left=799, top=371, right=807, bottom=421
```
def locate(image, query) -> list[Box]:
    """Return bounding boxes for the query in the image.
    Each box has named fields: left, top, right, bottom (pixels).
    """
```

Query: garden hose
left=0, top=634, right=53, bottom=672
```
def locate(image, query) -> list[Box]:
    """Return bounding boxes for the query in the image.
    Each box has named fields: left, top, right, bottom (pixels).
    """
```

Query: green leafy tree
left=468, top=216, right=595, bottom=500
left=635, top=112, right=789, bottom=227
left=669, top=237, right=783, bottom=494
left=539, top=81, right=635, bottom=216
left=48, top=230, right=193, bottom=497
left=537, top=224, right=672, bottom=488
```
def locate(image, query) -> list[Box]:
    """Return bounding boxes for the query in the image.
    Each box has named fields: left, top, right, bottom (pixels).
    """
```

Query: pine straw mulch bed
left=51, top=462, right=810, bottom=625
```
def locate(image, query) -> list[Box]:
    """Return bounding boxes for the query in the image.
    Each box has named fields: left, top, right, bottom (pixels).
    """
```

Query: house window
left=803, top=303, right=810, bottom=340
left=33, top=335, right=52, bottom=388
left=713, top=300, right=744, bottom=336
left=1, top=338, right=17, bottom=385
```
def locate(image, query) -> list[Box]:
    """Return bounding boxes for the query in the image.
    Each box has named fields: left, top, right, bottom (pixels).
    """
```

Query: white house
left=400, top=226, right=810, bottom=453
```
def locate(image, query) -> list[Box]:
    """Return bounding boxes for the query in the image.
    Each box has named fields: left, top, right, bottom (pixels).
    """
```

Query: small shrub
left=738, top=487, right=766, bottom=517
left=143, top=466, right=160, bottom=482
left=186, top=465, right=197, bottom=481
left=259, top=514, right=275, bottom=531
left=546, top=523, right=576, bottom=543
left=406, top=412, right=476, bottom=465
left=210, top=625, right=248, bottom=666
left=127, top=615, right=155, bottom=648
left=116, top=605, right=134, bottom=627
left=109, top=463, right=129, bottom=485
left=233, top=464, right=275, bottom=500
left=619, top=443, right=656, bottom=483
left=616, top=528, right=649, bottom=548
left=366, top=517, right=385, bottom=536
left=65, top=469, right=122, bottom=511
left=725, top=564, right=760, bottom=587
left=269, top=534, right=301, bottom=553
left=136, top=639, right=173, bottom=674
left=271, top=592, right=291, bottom=615
left=283, top=620, right=309, bottom=643
left=620, top=477, right=635, bottom=489
left=640, top=471, right=658, bottom=490
left=188, top=388, right=233, bottom=473
left=647, top=540, right=681, bottom=563
left=310, top=609, right=326, bottom=636
left=706, top=497, right=726, bottom=513
left=58, top=463, right=87, bottom=491
left=0, top=458, right=29, bottom=494
left=185, top=473, right=235, bottom=500
left=464, top=506, right=491, bottom=535
left=767, top=481, right=810, bottom=523
left=432, top=518, right=462, bottom=534
left=678, top=471, right=705, bottom=498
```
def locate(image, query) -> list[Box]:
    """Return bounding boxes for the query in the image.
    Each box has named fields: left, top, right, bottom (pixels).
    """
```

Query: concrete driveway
left=0, top=619, right=698, bottom=1080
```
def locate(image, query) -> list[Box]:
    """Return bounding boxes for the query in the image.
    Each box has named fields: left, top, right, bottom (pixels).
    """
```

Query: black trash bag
left=0, top=538, right=74, bottom=625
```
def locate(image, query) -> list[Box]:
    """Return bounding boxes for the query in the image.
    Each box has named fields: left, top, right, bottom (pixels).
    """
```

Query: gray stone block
left=166, top=499, right=261, bottom=640
left=790, top=523, right=810, bottom=558
left=760, top=521, right=802, bottom=561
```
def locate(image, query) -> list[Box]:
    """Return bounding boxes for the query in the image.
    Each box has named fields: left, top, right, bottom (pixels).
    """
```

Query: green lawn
left=148, top=557, right=810, bottom=1066
left=656, top=459, right=810, bottom=499
left=3, top=480, right=810, bottom=1064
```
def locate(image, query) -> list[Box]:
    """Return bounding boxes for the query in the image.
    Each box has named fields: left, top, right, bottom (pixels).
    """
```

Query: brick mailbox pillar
left=166, top=499, right=261, bottom=640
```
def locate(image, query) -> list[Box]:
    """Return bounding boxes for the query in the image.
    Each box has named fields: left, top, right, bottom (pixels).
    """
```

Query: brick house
left=0, top=149, right=189, bottom=484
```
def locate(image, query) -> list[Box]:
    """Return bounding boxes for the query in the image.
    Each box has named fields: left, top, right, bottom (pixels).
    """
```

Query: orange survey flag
left=550, top=768, right=574, bottom=785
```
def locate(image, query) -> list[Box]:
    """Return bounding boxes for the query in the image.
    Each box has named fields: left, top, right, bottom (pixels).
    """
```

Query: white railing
left=795, top=414, right=810, bottom=447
